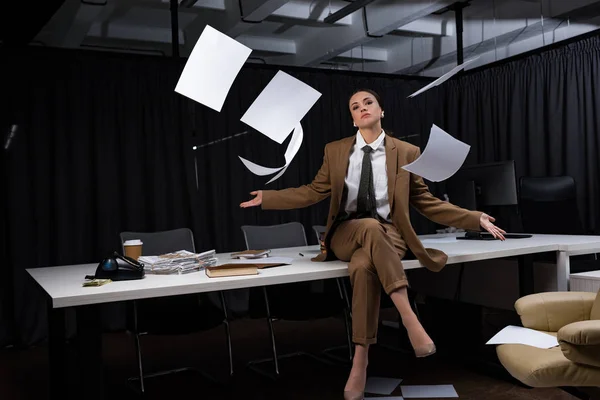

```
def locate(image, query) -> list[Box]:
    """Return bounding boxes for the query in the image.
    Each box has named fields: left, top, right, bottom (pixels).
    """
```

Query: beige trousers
left=330, top=218, right=408, bottom=345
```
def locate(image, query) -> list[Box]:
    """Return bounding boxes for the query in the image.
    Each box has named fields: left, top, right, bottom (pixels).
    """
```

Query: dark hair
left=349, top=88, right=384, bottom=111
left=349, top=88, right=393, bottom=136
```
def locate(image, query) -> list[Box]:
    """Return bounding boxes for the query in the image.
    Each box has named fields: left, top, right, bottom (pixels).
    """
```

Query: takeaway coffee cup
left=123, top=239, right=143, bottom=260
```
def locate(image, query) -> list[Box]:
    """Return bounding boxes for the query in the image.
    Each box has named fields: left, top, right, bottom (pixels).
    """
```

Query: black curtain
left=443, top=33, right=600, bottom=232
left=0, top=47, right=442, bottom=346
left=1, top=48, right=198, bottom=345
left=3, top=31, right=598, bottom=346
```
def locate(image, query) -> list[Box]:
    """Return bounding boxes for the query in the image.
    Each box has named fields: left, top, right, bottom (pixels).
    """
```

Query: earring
left=353, top=122, right=357, bottom=127
left=381, top=111, right=385, bottom=118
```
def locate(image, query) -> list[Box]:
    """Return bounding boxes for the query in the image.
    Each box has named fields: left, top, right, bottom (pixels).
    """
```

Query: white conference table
left=27, top=233, right=600, bottom=400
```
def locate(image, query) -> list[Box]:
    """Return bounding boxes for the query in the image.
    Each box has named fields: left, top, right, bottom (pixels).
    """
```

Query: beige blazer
left=261, top=134, right=482, bottom=272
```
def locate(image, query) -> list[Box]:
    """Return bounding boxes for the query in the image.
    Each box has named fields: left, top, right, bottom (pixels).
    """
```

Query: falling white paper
left=486, top=325, right=559, bottom=349
left=239, top=122, right=304, bottom=184
left=401, top=124, right=470, bottom=182
left=240, top=71, right=321, bottom=144
left=365, top=377, right=403, bottom=395
left=175, top=25, right=252, bottom=112
left=401, top=385, right=458, bottom=398
left=408, top=57, right=479, bottom=98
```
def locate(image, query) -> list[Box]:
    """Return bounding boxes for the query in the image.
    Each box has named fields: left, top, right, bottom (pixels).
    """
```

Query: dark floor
left=1, top=307, right=597, bottom=400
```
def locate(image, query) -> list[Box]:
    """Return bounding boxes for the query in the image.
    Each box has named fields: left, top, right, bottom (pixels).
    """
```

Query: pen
left=299, top=253, right=304, bottom=256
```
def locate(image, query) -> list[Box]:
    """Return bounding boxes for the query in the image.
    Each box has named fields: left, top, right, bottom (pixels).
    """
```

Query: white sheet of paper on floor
left=365, top=397, right=404, bottom=400
left=240, top=70, right=321, bottom=145
left=486, top=325, right=559, bottom=349
left=364, top=377, right=403, bottom=395
left=401, top=384, right=458, bottom=398
left=401, top=124, right=470, bottom=182
left=408, top=57, right=479, bottom=98
left=238, top=121, right=304, bottom=184
left=174, top=25, right=251, bottom=112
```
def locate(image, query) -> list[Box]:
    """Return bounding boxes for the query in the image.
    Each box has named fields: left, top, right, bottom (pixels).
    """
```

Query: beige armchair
left=496, top=289, right=600, bottom=388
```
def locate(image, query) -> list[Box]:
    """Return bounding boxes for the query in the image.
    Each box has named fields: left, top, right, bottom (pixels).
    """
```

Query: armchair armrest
left=515, top=292, right=596, bottom=332
left=558, top=320, right=600, bottom=368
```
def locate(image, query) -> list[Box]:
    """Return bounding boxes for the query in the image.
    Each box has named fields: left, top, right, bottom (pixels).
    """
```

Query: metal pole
left=455, top=2, right=464, bottom=65
left=170, top=0, right=180, bottom=58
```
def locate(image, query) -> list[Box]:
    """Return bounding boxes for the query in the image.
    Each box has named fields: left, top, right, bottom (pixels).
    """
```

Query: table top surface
left=27, top=233, right=600, bottom=308
left=570, top=270, right=600, bottom=280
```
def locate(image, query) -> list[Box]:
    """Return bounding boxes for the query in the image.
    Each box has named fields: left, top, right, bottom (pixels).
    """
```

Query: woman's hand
left=480, top=213, right=506, bottom=240
left=240, top=191, right=263, bottom=208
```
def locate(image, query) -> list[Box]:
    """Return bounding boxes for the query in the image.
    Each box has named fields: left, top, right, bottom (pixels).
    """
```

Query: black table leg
left=518, top=255, right=535, bottom=296
left=76, top=304, right=104, bottom=400
left=47, top=302, right=67, bottom=400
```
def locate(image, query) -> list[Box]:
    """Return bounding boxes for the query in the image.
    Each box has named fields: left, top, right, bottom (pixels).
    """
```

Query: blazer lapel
left=385, top=136, right=398, bottom=210
left=333, top=136, right=355, bottom=197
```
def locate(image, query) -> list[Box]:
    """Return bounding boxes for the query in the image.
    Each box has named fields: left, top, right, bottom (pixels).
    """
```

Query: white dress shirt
left=344, top=130, right=391, bottom=221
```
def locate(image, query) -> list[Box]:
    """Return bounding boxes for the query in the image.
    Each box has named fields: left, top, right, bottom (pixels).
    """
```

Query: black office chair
left=120, top=228, right=233, bottom=393
left=519, top=176, right=599, bottom=273
left=241, top=222, right=352, bottom=378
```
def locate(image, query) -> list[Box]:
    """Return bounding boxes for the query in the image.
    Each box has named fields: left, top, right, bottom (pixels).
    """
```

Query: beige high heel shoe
left=344, top=391, right=364, bottom=400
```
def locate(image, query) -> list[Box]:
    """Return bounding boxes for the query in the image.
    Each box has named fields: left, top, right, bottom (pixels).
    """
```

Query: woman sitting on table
left=240, top=89, right=505, bottom=400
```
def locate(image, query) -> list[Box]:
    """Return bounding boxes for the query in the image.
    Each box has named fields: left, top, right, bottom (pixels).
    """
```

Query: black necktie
left=356, top=145, right=377, bottom=218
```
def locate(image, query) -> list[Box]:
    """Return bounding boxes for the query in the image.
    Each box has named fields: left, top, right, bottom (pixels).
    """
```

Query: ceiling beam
left=236, top=35, right=296, bottom=53
left=183, top=0, right=290, bottom=53
left=323, top=0, right=377, bottom=24
left=337, top=46, right=388, bottom=62
left=281, top=0, right=455, bottom=68
left=33, top=0, right=109, bottom=47
left=395, top=0, right=600, bottom=75
left=266, top=0, right=353, bottom=26
left=394, top=16, right=455, bottom=37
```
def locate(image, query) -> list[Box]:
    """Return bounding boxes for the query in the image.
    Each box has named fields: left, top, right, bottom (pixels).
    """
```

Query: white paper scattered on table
left=401, top=385, right=458, bottom=398
left=408, top=57, right=479, bottom=98
left=401, top=124, right=470, bottom=182
left=365, top=377, right=403, bottom=395
left=486, top=325, right=559, bottom=349
left=240, top=70, right=321, bottom=145
left=239, top=122, right=304, bottom=184
left=175, top=25, right=252, bottom=112
left=217, top=257, right=294, bottom=266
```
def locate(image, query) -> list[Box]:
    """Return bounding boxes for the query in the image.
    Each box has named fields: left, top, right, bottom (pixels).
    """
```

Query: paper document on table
left=486, top=325, right=559, bottom=348
left=401, top=385, right=458, bottom=398
left=401, top=124, right=470, bottom=182
left=238, top=121, right=304, bottom=184
left=174, top=25, right=251, bottom=112
left=408, top=57, right=479, bottom=98
left=220, top=257, right=294, bottom=265
left=240, top=70, right=321, bottom=144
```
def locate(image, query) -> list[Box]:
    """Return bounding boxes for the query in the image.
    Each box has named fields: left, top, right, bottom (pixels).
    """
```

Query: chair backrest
left=519, top=176, right=584, bottom=235
left=312, top=225, right=326, bottom=242
left=241, top=222, right=307, bottom=250
left=120, top=228, right=195, bottom=255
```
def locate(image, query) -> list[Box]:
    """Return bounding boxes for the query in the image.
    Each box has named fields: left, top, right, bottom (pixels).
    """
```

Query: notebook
left=205, top=264, right=258, bottom=278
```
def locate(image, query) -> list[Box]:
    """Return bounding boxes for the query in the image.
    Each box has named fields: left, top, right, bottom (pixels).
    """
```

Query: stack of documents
left=139, top=250, right=217, bottom=275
